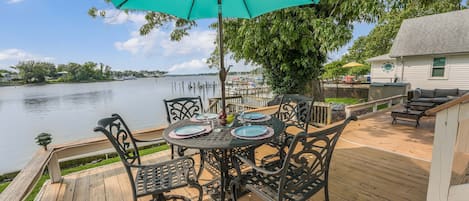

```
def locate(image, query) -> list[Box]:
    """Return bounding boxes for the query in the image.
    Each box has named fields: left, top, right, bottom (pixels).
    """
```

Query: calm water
left=0, top=76, right=220, bottom=174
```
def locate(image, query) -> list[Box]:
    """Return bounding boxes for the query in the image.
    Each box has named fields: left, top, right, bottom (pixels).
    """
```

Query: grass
left=0, top=182, right=9, bottom=193
left=325, top=98, right=361, bottom=105
left=1, top=144, right=169, bottom=200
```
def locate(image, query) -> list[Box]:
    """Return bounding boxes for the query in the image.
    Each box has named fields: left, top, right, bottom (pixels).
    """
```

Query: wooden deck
left=37, top=111, right=436, bottom=201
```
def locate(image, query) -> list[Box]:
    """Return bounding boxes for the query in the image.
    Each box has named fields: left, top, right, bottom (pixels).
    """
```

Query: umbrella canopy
left=342, top=62, right=365, bottom=68
left=110, top=0, right=319, bottom=117
left=112, top=0, right=318, bottom=20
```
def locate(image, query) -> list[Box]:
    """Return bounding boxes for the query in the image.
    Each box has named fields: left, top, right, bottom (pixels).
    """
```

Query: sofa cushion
left=435, top=88, right=458, bottom=97
left=459, top=90, right=469, bottom=96
left=432, top=97, right=451, bottom=104
left=413, top=98, right=435, bottom=103
left=420, top=89, right=435, bottom=98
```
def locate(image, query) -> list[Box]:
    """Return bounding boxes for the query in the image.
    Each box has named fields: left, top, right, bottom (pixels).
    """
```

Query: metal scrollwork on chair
left=164, top=96, right=204, bottom=158
left=231, top=116, right=357, bottom=201
left=94, top=114, right=203, bottom=201
left=262, top=94, right=314, bottom=165
left=164, top=96, right=204, bottom=123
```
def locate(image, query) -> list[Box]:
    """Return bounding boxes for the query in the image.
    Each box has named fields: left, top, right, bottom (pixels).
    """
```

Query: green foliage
left=218, top=0, right=389, bottom=96
left=343, top=0, right=464, bottom=63
left=12, top=61, right=55, bottom=83
left=348, top=65, right=371, bottom=77
left=0, top=144, right=169, bottom=198
left=323, top=60, right=347, bottom=81
left=0, top=182, right=9, bottom=193
left=325, top=98, right=360, bottom=105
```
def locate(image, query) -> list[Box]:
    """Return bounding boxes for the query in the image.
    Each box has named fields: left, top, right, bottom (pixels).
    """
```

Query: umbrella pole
left=217, top=0, right=227, bottom=119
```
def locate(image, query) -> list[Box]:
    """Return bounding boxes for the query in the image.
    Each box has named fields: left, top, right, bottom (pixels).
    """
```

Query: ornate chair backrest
left=94, top=114, right=142, bottom=201
left=94, top=114, right=141, bottom=167
left=164, top=96, right=204, bottom=124
left=277, top=116, right=357, bottom=200
left=276, top=94, right=314, bottom=132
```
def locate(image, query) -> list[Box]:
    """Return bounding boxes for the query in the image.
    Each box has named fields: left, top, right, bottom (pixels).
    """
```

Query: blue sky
left=0, top=0, right=373, bottom=74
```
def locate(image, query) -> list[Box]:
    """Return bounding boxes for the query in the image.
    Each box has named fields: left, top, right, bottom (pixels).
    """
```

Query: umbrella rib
left=242, top=0, right=252, bottom=18
left=187, top=0, right=195, bottom=20
left=116, top=0, right=129, bottom=9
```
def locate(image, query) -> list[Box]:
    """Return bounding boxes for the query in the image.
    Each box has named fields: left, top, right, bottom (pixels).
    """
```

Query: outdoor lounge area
left=35, top=109, right=438, bottom=201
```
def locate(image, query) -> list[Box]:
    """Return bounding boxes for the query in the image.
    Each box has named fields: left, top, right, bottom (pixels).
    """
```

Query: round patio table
left=163, top=116, right=284, bottom=201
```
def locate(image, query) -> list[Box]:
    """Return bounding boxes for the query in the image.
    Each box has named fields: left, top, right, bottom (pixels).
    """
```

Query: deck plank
left=73, top=170, right=90, bottom=201
left=89, top=167, right=106, bottom=201
left=36, top=113, right=436, bottom=201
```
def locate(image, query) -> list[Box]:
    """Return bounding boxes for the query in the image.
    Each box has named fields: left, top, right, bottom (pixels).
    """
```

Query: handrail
left=0, top=106, right=277, bottom=201
left=0, top=149, right=53, bottom=201
left=0, top=127, right=166, bottom=201
left=345, top=95, right=406, bottom=118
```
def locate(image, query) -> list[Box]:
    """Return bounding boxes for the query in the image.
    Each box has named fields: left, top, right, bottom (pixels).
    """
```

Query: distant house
left=367, top=10, right=469, bottom=89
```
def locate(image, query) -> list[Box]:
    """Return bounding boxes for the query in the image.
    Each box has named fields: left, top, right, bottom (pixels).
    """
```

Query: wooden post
left=426, top=105, right=459, bottom=201
left=326, top=103, right=332, bottom=125
left=48, top=152, right=62, bottom=183
left=388, top=100, right=393, bottom=108
left=345, top=107, right=351, bottom=118
left=372, top=103, right=378, bottom=112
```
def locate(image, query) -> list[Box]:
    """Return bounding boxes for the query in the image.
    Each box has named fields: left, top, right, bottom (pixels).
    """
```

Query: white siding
left=402, top=54, right=469, bottom=90
left=370, top=60, right=398, bottom=82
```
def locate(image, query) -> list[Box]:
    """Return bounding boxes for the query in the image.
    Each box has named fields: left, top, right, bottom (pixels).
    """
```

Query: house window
left=431, top=57, right=446, bottom=77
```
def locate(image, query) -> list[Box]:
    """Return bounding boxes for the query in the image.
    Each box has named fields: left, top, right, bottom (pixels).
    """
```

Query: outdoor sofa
left=411, top=88, right=469, bottom=105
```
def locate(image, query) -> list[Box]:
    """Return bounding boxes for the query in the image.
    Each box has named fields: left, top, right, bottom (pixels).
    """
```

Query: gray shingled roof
left=389, top=9, right=469, bottom=58
left=366, top=54, right=395, bottom=62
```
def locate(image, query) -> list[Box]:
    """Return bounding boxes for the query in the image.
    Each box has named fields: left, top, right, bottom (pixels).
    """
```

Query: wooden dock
left=36, top=110, right=436, bottom=201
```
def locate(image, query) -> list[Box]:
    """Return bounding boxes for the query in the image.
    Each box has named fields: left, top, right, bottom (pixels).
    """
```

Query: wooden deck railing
left=208, top=96, right=332, bottom=126
left=345, top=95, right=406, bottom=118
left=0, top=127, right=167, bottom=201
left=0, top=106, right=278, bottom=201
left=0, top=102, right=334, bottom=201
left=312, top=102, right=333, bottom=127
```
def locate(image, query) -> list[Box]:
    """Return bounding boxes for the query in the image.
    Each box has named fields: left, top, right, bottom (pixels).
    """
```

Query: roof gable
left=390, top=10, right=469, bottom=58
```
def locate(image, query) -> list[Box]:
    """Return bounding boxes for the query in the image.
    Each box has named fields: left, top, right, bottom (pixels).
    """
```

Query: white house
left=367, top=10, right=469, bottom=90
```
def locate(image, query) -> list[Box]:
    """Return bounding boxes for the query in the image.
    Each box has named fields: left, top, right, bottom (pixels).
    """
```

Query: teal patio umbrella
left=111, top=0, right=320, bottom=117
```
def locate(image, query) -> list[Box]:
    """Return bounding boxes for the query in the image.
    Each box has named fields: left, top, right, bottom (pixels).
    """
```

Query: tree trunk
left=304, top=78, right=325, bottom=102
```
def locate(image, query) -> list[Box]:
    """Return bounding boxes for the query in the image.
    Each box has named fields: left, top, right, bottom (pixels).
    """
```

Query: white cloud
left=168, top=58, right=211, bottom=74
left=0, top=49, right=54, bottom=62
left=101, top=9, right=146, bottom=26
left=6, top=0, right=23, bottom=4
left=161, top=30, right=216, bottom=56
left=114, top=29, right=165, bottom=55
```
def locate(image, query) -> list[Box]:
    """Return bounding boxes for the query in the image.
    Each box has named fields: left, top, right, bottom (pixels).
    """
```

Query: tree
left=90, top=0, right=446, bottom=100
left=13, top=61, right=55, bottom=83
left=344, top=0, right=464, bottom=63
left=323, top=60, right=347, bottom=82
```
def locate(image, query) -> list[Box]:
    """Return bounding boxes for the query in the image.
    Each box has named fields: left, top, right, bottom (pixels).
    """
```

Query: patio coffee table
left=407, top=101, right=435, bottom=112
left=163, top=117, right=284, bottom=201
left=391, top=109, right=424, bottom=127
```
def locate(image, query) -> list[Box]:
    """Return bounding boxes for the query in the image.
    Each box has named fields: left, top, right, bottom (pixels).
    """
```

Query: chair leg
left=324, top=184, right=330, bottom=201
left=171, top=145, right=175, bottom=159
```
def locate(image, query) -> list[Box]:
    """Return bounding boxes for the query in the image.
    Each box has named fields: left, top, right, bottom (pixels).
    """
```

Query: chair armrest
left=234, top=155, right=282, bottom=175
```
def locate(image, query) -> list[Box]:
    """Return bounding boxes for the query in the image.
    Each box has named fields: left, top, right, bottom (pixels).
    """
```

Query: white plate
left=195, top=113, right=218, bottom=120
left=174, top=125, right=206, bottom=136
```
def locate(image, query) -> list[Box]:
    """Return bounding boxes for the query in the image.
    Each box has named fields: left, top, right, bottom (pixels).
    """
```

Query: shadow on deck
left=37, top=110, right=435, bottom=201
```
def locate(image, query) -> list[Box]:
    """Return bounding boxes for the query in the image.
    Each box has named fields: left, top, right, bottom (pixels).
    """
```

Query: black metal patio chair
left=261, top=94, right=314, bottom=164
left=231, top=116, right=357, bottom=201
left=94, top=114, right=203, bottom=201
left=164, top=96, right=204, bottom=159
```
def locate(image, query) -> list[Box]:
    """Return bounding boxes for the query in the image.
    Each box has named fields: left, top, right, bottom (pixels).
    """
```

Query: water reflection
left=62, top=90, right=113, bottom=106
left=23, top=90, right=113, bottom=113
left=23, top=96, right=61, bottom=113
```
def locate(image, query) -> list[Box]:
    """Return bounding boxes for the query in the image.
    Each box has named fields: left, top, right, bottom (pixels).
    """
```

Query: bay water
left=0, top=75, right=219, bottom=174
